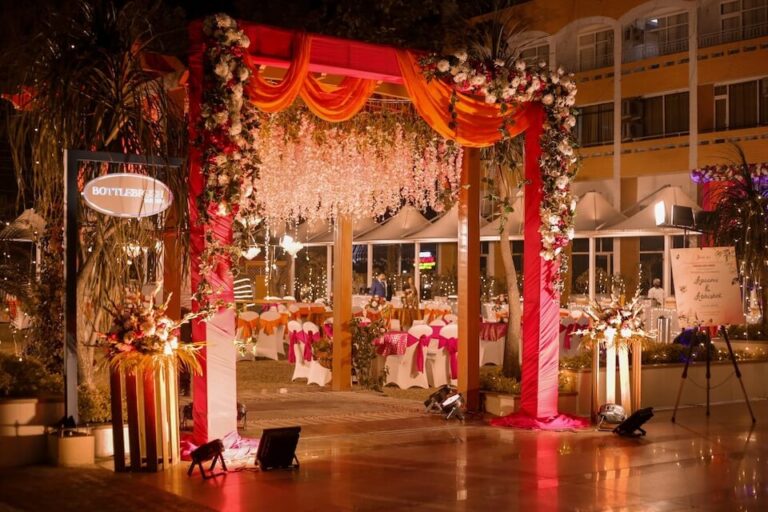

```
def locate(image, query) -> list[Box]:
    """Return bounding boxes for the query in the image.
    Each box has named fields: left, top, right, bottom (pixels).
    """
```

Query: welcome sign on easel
left=670, top=247, right=743, bottom=328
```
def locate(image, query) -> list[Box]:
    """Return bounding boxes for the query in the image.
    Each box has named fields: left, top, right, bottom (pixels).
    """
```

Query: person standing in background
left=648, top=278, right=665, bottom=306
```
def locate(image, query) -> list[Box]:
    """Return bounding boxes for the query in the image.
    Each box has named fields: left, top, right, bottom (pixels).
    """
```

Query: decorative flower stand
left=591, top=337, right=643, bottom=421
left=110, top=363, right=180, bottom=472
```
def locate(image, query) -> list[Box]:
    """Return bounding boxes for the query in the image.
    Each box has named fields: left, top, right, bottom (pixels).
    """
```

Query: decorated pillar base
left=110, top=364, right=180, bottom=472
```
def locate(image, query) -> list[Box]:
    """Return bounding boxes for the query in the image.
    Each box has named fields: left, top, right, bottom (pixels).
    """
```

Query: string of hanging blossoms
left=418, top=52, right=580, bottom=292
left=251, top=109, right=463, bottom=225
left=196, top=14, right=261, bottom=309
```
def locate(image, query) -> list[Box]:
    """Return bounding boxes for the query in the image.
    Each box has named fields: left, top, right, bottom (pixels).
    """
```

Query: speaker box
left=613, top=407, right=654, bottom=437
left=256, top=426, right=301, bottom=471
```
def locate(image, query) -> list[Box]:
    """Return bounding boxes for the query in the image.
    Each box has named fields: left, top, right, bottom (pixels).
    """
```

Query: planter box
left=481, top=391, right=579, bottom=417
left=561, top=359, right=768, bottom=416
left=47, top=432, right=95, bottom=467
left=91, top=424, right=130, bottom=459
left=0, top=397, right=65, bottom=468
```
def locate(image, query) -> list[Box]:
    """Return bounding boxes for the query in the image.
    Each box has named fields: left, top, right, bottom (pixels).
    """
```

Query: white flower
left=565, top=96, right=576, bottom=106
left=549, top=214, right=560, bottom=226
left=437, top=59, right=450, bottom=72
left=494, top=59, right=505, bottom=67
left=215, top=13, right=234, bottom=28
left=217, top=174, right=231, bottom=186
left=501, top=87, right=515, bottom=99
left=557, top=66, right=565, bottom=76
left=214, top=61, right=230, bottom=78
left=238, top=34, right=250, bottom=48
left=556, top=175, right=569, bottom=189
left=511, top=77, right=521, bottom=88
left=454, top=50, right=468, bottom=62
left=215, top=154, right=227, bottom=166
left=570, top=199, right=577, bottom=211
left=230, top=122, right=242, bottom=136
left=542, top=94, right=554, bottom=105
left=566, top=115, right=577, bottom=128
left=540, top=250, right=555, bottom=261
left=454, top=72, right=468, bottom=83
left=566, top=227, right=575, bottom=239
left=470, top=74, right=487, bottom=86
left=515, top=59, right=526, bottom=71
left=238, top=67, right=250, bottom=81
left=484, top=94, right=498, bottom=104
left=543, top=233, right=555, bottom=244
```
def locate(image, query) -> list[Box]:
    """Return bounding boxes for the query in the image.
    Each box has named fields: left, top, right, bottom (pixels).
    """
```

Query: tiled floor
left=137, top=399, right=767, bottom=511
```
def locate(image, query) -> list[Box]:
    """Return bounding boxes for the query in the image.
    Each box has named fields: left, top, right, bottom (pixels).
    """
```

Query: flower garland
left=251, top=111, right=462, bottom=225
left=418, top=52, right=580, bottom=291
left=575, top=291, right=654, bottom=348
left=100, top=291, right=203, bottom=374
left=691, top=162, right=768, bottom=184
left=195, top=14, right=261, bottom=309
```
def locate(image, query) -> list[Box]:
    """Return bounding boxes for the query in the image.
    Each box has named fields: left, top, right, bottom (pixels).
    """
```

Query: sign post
left=63, top=150, right=181, bottom=422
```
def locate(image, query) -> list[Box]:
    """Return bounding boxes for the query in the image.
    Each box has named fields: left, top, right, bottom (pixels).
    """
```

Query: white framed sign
left=670, top=247, right=743, bottom=327
left=82, top=173, right=173, bottom=218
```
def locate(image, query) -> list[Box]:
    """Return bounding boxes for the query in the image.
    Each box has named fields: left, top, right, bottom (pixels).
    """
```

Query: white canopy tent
left=597, top=185, right=701, bottom=299
left=357, top=205, right=430, bottom=243
left=479, top=197, right=525, bottom=241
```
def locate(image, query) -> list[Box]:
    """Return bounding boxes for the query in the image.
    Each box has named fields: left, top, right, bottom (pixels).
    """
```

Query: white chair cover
left=288, top=320, right=311, bottom=381
left=254, top=310, right=281, bottom=360
left=384, top=324, right=429, bottom=389
left=428, top=323, right=457, bottom=387
left=305, top=322, right=332, bottom=386
left=443, top=313, right=458, bottom=324
left=429, top=319, right=446, bottom=327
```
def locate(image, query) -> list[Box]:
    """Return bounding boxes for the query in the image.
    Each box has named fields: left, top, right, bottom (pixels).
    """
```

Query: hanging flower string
left=252, top=112, right=462, bottom=225
left=691, top=163, right=768, bottom=184
left=195, top=14, right=261, bottom=310
left=418, top=52, right=579, bottom=292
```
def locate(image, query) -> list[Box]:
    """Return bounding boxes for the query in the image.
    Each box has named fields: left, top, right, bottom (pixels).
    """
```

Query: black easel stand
left=187, top=451, right=228, bottom=479
left=671, top=326, right=756, bottom=423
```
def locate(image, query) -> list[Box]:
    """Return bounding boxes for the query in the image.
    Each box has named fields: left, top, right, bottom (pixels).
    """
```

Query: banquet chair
left=236, top=311, right=259, bottom=361
left=429, top=319, right=446, bottom=327
left=384, top=325, right=429, bottom=389
left=443, top=313, right=458, bottom=324
left=282, top=295, right=296, bottom=301
left=480, top=327, right=505, bottom=366
left=288, top=320, right=311, bottom=381
left=254, top=310, right=281, bottom=360
left=305, top=322, right=331, bottom=386
left=425, top=323, right=455, bottom=387
left=412, top=319, right=426, bottom=326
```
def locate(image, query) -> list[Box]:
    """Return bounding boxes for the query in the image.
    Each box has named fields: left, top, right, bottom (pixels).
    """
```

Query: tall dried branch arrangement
left=2, top=1, right=187, bottom=388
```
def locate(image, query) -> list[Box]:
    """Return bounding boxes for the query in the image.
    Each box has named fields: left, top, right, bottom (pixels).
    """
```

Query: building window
left=722, top=0, right=768, bottom=36
left=519, top=43, right=549, bottom=67
left=570, top=238, right=613, bottom=296
left=623, top=12, right=689, bottom=62
left=578, top=29, right=614, bottom=71
left=714, top=77, right=768, bottom=130
left=622, top=92, right=689, bottom=140
left=577, top=102, right=614, bottom=146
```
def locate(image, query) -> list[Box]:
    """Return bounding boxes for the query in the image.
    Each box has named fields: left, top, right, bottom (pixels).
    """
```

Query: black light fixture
left=187, top=438, right=227, bottom=479
left=255, top=426, right=301, bottom=471
left=613, top=407, right=654, bottom=437
left=424, top=385, right=465, bottom=420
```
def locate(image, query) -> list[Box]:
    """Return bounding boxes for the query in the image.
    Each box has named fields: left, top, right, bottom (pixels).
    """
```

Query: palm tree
left=2, top=1, right=187, bottom=387
left=701, top=145, right=768, bottom=332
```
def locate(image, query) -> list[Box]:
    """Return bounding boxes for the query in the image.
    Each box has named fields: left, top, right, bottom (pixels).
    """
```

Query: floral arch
left=189, top=14, right=583, bottom=441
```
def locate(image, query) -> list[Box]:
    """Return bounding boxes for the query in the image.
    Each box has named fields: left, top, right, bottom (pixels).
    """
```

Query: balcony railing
left=699, top=22, right=768, bottom=48
left=578, top=52, right=614, bottom=72
left=622, top=37, right=689, bottom=63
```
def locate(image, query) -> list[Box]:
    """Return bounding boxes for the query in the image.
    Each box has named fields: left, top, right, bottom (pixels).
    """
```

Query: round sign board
left=81, top=173, right=173, bottom=218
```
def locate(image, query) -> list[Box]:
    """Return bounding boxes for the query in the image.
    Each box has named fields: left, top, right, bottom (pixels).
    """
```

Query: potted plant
left=79, top=384, right=128, bottom=459
left=0, top=353, right=64, bottom=467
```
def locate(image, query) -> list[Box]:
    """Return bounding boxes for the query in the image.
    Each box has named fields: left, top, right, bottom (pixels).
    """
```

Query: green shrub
left=78, top=384, right=112, bottom=424
left=479, top=367, right=521, bottom=394
left=0, top=353, right=63, bottom=398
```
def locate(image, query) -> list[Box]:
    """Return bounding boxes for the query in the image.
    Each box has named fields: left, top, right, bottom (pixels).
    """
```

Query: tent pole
left=663, top=234, right=672, bottom=297
left=326, top=245, right=333, bottom=300
left=457, top=147, right=481, bottom=410
left=588, top=237, right=596, bottom=300
left=332, top=215, right=353, bottom=391
left=414, top=242, right=421, bottom=296
left=367, top=243, right=373, bottom=290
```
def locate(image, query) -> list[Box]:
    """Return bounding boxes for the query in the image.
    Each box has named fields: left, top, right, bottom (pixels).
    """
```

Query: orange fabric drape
left=244, top=32, right=377, bottom=121
left=244, top=33, right=312, bottom=112
left=301, top=74, right=378, bottom=122
left=260, top=317, right=281, bottom=335
left=395, top=50, right=532, bottom=148
left=237, top=317, right=260, bottom=339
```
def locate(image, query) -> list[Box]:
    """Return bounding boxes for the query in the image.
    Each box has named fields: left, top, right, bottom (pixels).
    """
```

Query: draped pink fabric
left=438, top=336, right=459, bottom=379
